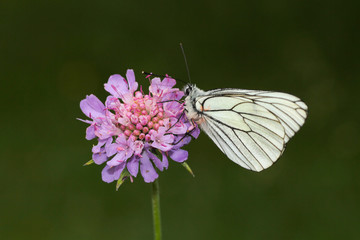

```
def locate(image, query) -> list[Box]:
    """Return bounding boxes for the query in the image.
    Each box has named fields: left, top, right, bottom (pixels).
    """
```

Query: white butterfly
left=183, top=85, right=308, bottom=172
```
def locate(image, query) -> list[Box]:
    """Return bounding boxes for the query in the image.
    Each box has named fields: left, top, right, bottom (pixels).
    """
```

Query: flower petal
left=133, top=140, right=144, bottom=155
left=146, top=149, right=164, bottom=171
left=85, top=125, right=96, bottom=140
left=151, top=141, right=173, bottom=152
left=126, top=69, right=138, bottom=93
left=104, top=74, right=128, bottom=97
left=105, top=95, right=120, bottom=110
left=106, top=143, right=119, bottom=157
left=161, top=89, right=184, bottom=101
left=169, top=149, right=188, bottom=162
left=173, top=135, right=192, bottom=149
left=162, top=134, right=175, bottom=144
left=190, top=126, right=201, bottom=139
left=117, top=134, right=128, bottom=145
left=149, top=77, right=161, bottom=95
left=80, top=94, right=105, bottom=119
left=140, top=152, right=158, bottom=183
left=161, top=152, right=169, bottom=170
left=166, top=119, right=187, bottom=135
left=164, top=101, right=183, bottom=118
left=127, top=155, right=139, bottom=177
left=101, top=163, right=126, bottom=183
left=92, top=139, right=107, bottom=153
left=107, top=152, right=126, bottom=167
left=95, top=121, right=120, bottom=140
left=77, top=118, right=92, bottom=124
left=93, top=149, right=108, bottom=165
left=151, top=77, right=176, bottom=92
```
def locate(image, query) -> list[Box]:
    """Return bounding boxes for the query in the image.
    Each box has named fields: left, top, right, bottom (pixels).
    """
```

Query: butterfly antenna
left=180, top=43, right=192, bottom=84
left=141, top=71, right=167, bottom=78
left=141, top=71, right=187, bottom=84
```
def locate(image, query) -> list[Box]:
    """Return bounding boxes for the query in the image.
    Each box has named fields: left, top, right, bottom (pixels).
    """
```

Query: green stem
left=152, top=179, right=162, bottom=240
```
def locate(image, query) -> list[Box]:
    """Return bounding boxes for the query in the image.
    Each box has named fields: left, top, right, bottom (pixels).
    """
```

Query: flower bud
left=150, top=108, right=158, bottom=117
left=143, top=127, right=149, bottom=133
left=136, top=123, right=143, bottom=130
left=139, top=115, right=148, bottom=126
left=124, top=130, right=131, bottom=137
left=131, top=115, right=139, bottom=124
left=129, top=135, right=137, bottom=141
left=135, top=91, right=143, bottom=98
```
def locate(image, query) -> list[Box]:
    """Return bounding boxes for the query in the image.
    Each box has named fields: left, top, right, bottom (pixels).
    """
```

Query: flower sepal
left=181, top=162, right=195, bottom=177
left=83, top=159, right=95, bottom=166
left=116, top=169, right=132, bottom=191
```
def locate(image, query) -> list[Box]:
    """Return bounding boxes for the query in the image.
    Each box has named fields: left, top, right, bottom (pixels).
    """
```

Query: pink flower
left=79, top=70, right=200, bottom=186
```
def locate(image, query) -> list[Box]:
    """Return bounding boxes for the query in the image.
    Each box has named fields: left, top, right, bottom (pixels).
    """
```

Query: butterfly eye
left=185, top=85, right=192, bottom=95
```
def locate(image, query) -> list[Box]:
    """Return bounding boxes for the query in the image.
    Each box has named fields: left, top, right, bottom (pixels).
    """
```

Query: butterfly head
left=183, top=84, right=205, bottom=101
left=183, top=84, right=194, bottom=96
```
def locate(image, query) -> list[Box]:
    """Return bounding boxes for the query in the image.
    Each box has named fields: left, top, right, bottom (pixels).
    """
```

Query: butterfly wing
left=193, top=88, right=307, bottom=171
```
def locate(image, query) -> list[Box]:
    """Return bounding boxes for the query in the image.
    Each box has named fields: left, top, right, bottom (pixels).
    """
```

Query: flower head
left=79, top=69, right=200, bottom=186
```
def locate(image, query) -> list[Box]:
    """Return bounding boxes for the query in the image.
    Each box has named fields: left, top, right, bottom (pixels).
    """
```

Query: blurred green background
left=1, top=0, right=359, bottom=239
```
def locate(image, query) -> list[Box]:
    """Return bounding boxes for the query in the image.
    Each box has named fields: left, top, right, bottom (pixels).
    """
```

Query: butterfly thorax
left=183, top=84, right=206, bottom=122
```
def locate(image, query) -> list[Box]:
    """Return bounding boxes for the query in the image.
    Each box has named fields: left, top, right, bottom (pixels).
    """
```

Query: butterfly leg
left=172, top=125, right=198, bottom=146
left=166, top=111, right=186, bottom=132
left=142, top=71, right=187, bottom=84
left=187, top=119, right=197, bottom=132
